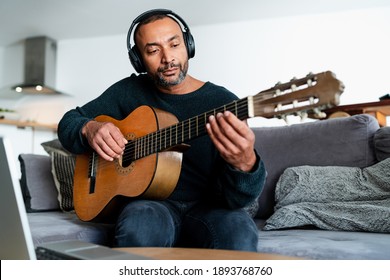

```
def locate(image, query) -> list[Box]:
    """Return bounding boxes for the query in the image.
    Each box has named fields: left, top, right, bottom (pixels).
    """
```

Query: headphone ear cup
left=129, top=46, right=146, bottom=73
left=184, top=32, right=195, bottom=59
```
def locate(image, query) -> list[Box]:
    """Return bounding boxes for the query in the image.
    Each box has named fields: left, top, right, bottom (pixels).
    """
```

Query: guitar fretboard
left=124, top=97, right=250, bottom=162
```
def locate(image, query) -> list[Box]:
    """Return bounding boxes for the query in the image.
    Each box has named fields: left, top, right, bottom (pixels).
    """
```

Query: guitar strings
left=87, top=96, right=255, bottom=171
left=122, top=98, right=250, bottom=159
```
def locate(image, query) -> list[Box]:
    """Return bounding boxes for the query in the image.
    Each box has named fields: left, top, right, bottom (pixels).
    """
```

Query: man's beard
left=153, top=61, right=188, bottom=88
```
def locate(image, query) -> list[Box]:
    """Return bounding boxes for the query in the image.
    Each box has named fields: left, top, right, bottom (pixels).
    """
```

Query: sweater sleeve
left=214, top=150, right=266, bottom=209
left=57, top=106, right=94, bottom=154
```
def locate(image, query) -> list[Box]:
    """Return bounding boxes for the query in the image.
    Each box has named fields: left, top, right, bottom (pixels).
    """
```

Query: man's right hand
left=81, top=120, right=128, bottom=161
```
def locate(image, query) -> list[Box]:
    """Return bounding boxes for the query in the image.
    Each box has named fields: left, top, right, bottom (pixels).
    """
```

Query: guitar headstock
left=250, top=71, right=344, bottom=119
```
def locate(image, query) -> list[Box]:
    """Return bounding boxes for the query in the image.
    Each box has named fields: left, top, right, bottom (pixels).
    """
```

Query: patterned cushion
left=41, top=139, right=76, bottom=212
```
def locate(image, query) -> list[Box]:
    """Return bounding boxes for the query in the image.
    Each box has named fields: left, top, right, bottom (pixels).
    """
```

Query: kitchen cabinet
left=0, top=120, right=57, bottom=177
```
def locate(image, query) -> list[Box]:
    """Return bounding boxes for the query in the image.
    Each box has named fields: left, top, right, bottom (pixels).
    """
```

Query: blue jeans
left=113, top=200, right=259, bottom=251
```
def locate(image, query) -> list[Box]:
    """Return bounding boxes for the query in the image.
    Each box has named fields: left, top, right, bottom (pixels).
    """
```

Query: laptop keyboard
left=35, top=247, right=78, bottom=260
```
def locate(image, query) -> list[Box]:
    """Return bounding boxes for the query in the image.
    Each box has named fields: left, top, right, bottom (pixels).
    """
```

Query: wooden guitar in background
left=73, top=71, right=344, bottom=222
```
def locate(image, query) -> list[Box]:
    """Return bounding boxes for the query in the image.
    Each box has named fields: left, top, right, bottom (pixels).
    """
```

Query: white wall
left=192, top=7, right=390, bottom=104
left=0, top=42, right=24, bottom=109
left=0, top=42, right=24, bottom=88
left=56, top=35, right=130, bottom=105
left=0, top=47, right=3, bottom=86
left=55, top=6, right=390, bottom=126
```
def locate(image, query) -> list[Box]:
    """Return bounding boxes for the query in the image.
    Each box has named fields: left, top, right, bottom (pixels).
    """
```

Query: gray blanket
left=264, top=158, right=390, bottom=232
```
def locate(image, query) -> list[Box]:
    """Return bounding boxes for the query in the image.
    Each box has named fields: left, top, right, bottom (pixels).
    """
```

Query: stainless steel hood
left=12, top=36, right=61, bottom=94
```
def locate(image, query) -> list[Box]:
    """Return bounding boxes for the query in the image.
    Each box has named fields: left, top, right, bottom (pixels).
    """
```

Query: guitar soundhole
left=121, top=149, right=134, bottom=168
left=114, top=133, right=136, bottom=174
left=116, top=157, right=135, bottom=174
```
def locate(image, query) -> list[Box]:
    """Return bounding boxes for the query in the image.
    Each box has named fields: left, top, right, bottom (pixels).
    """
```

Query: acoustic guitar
left=73, top=71, right=344, bottom=222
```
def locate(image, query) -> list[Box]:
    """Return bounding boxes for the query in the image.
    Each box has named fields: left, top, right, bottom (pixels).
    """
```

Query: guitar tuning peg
left=298, top=111, right=308, bottom=121
left=290, top=77, right=297, bottom=82
left=313, top=108, right=327, bottom=119
left=306, top=72, right=315, bottom=86
left=275, top=81, right=281, bottom=87
left=291, top=84, right=297, bottom=91
left=277, top=114, right=289, bottom=124
left=306, top=72, right=314, bottom=77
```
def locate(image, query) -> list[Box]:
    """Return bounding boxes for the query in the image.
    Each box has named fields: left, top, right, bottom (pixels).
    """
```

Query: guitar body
left=73, top=106, right=183, bottom=222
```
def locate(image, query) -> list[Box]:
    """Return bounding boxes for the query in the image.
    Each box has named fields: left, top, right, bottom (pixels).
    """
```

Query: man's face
left=135, top=17, right=189, bottom=88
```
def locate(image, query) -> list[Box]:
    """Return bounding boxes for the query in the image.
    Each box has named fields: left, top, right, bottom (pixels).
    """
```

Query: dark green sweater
left=58, top=74, right=266, bottom=209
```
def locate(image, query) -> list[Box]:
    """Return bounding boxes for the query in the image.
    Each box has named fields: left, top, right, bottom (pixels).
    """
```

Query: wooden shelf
left=323, top=99, right=390, bottom=126
left=0, top=118, right=58, bottom=131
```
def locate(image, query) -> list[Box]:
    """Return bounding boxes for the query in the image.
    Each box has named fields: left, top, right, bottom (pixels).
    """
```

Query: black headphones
left=127, top=9, right=195, bottom=73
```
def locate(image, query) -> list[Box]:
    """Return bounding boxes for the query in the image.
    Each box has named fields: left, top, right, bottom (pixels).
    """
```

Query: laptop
left=0, top=136, right=151, bottom=260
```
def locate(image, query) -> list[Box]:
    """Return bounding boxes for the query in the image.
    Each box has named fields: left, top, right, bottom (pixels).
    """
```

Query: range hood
left=12, top=36, right=61, bottom=94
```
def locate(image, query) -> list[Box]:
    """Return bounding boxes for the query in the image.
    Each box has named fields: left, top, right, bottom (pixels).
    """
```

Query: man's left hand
left=206, top=111, right=257, bottom=172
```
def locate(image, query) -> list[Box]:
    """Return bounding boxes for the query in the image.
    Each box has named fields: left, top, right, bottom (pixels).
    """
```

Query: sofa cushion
left=263, top=158, right=390, bottom=232
left=374, top=126, right=390, bottom=161
left=41, top=139, right=76, bottom=212
left=256, top=223, right=390, bottom=260
left=253, top=114, right=379, bottom=218
left=18, top=154, right=60, bottom=212
left=28, top=211, right=115, bottom=247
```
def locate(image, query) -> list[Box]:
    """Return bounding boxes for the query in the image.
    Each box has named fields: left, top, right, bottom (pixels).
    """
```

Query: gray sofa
left=19, top=114, right=390, bottom=259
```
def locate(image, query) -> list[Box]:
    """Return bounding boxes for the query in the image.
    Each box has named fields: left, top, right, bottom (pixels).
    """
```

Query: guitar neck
left=124, top=71, right=344, bottom=162
left=127, top=97, right=251, bottom=161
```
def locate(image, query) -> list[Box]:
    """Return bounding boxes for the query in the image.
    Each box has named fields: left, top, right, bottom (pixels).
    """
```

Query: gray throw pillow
left=18, top=154, right=60, bottom=212
left=264, top=158, right=390, bottom=232
left=253, top=114, right=380, bottom=219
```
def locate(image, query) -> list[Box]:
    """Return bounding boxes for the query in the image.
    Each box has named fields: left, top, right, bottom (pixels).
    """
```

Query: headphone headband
left=127, top=9, right=195, bottom=73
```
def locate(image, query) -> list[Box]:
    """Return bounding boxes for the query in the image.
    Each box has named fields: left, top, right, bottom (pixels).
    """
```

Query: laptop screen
left=0, top=136, right=36, bottom=260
